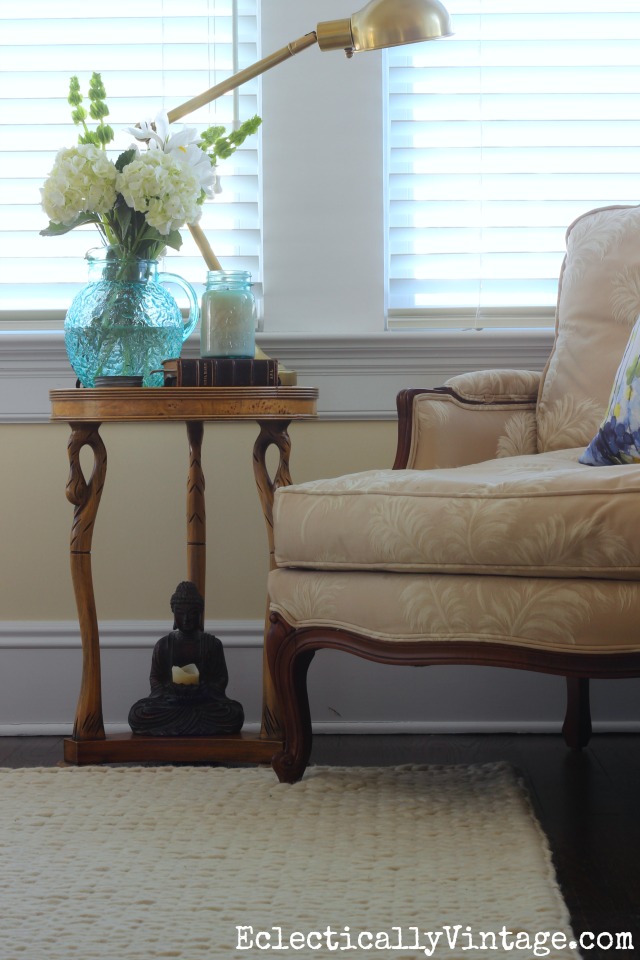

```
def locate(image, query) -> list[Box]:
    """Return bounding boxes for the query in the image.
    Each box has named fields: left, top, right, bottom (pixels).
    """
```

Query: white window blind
left=0, top=0, right=260, bottom=325
left=387, top=0, right=640, bottom=329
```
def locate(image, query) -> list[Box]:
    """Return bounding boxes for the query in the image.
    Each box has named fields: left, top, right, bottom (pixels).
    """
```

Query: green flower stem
left=69, top=73, right=114, bottom=149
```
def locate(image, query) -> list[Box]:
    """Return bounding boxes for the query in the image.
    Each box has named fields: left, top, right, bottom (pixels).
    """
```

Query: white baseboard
left=1, top=619, right=639, bottom=732
left=2, top=720, right=640, bottom=738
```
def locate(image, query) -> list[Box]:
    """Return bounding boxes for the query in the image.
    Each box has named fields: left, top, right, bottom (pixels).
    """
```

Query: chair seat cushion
left=273, top=448, right=640, bottom=579
left=268, top=569, right=640, bottom=653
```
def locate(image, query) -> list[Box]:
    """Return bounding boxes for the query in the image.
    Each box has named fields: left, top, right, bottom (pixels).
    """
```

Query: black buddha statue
left=128, top=581, right=244, bottom=737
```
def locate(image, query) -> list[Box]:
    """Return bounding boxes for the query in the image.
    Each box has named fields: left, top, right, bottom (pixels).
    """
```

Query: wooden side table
left=50, top=386, right=318, bottom=765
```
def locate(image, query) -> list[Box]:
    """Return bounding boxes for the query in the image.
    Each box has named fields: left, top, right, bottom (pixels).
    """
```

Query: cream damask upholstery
left=266, top=205, right=640, bottom=783
left=405, top=369, right=540, bottom=469
left=273, top=448, right=640, bottom=581
left=538, top=204, right=640, bottom=452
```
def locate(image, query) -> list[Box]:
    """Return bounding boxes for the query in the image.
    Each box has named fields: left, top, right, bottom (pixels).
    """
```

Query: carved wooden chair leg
left=266, top=615, right=316, bottom=784
left=562, top=676, right=592, bottom=750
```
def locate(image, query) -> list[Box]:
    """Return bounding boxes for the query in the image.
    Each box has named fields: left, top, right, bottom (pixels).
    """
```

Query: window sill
left=0, top=327, right=555, bottom=423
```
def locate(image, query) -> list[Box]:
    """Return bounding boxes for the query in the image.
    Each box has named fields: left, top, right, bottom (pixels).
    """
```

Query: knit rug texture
left=0, top=762, right=579, bottom=960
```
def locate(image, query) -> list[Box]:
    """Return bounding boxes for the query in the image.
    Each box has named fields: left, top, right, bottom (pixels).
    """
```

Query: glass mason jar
left=64, top=250, right=199, bottom=387
left=200, top=270, right=256, bottom=358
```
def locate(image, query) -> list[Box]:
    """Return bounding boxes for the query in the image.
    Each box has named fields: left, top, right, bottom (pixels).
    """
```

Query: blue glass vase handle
left=157, top=272, right=200, bottom=341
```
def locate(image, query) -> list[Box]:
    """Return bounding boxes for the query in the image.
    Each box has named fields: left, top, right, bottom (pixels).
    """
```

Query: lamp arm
left=173, top=34, right=319, bottom=270
left=188, top=222, right=222, bottom=272
left=167, top=32, right=319, bottom=124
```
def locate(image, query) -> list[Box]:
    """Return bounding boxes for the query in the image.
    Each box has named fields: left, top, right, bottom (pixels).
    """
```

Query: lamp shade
left=317, top=0, right=453, bottom=53
left=354, top=0, right=452, bottom=49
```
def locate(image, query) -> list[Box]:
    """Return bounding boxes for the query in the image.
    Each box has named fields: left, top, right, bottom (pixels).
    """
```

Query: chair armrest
left=394, top=369, right=541, bottom=470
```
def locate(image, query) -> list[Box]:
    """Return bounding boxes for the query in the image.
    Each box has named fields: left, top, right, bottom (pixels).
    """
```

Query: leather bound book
left=162, top=358, right=279, bottom=387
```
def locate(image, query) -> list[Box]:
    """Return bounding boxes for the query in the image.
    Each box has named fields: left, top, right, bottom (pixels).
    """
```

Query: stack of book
left=162, top=358, right=280, bottom=387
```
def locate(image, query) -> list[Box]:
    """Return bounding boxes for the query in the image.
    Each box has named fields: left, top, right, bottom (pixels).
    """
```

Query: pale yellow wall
left=1, top=420, right=397, bottom=622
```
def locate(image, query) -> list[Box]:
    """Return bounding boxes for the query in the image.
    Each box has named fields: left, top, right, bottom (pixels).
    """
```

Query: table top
left=50, top=386, right=319, bottom=423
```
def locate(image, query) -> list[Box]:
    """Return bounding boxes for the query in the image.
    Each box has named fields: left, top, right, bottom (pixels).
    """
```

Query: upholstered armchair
left=266, top=204, right=640, bottom=783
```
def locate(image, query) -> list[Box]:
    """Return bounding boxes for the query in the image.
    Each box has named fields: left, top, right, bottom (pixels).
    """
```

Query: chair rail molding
left=0, top=619, right=262, bottom=649
left=0, top=328, right=555, bottom=423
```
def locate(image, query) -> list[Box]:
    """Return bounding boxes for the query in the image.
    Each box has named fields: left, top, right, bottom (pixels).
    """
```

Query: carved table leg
left=186, top=421, right=206, bottom=614
left=253, top=419, right=293, bottom=740
left=66, top=422, right=107, bottom=741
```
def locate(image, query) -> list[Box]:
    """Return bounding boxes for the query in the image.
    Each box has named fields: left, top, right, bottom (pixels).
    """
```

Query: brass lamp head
left=316, top=0, right=453, bottom=55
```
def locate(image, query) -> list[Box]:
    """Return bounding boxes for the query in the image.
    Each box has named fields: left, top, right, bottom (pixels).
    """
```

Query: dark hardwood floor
left=1, top=733, right=638, bottom=959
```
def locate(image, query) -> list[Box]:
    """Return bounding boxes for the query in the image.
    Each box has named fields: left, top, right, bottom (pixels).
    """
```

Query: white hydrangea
left=116, top=152, right=202, bottom=236
left=41, top=144, right=118, bottom=225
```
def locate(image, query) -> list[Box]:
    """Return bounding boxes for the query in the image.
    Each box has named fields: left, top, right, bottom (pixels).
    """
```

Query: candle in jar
left=200, top=270, right=256, bottom=357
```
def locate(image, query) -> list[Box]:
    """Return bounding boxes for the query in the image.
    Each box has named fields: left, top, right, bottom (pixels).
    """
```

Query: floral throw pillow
left=580, top=315, right=640, bottom=465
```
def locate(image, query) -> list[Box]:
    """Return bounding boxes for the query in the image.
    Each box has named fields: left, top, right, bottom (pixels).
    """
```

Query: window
left=387, top=0, right=640, bottom=329
left=0, top=1, right=260, bottom=326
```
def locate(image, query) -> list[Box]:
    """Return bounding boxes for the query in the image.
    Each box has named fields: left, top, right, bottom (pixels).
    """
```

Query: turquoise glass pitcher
left=64, top=250, right=199, bottom=387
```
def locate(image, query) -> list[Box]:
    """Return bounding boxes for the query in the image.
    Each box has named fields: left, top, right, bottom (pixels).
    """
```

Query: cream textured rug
left=0, top=763, right=580, bottom=960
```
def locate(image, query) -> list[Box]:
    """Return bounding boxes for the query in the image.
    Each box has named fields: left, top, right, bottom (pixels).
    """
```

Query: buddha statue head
left=170, top=581, right=204, bottom=632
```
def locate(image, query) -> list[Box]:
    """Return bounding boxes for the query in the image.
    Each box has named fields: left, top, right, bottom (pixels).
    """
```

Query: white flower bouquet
left=41, top=74, right=261, bottom=386
left=40, top=72, right=261, bottom=263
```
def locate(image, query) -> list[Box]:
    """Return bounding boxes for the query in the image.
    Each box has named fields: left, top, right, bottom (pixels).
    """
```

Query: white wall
left=261, top=0, right=386, bottom=335
left=1, top=2, right=638, bottom=735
